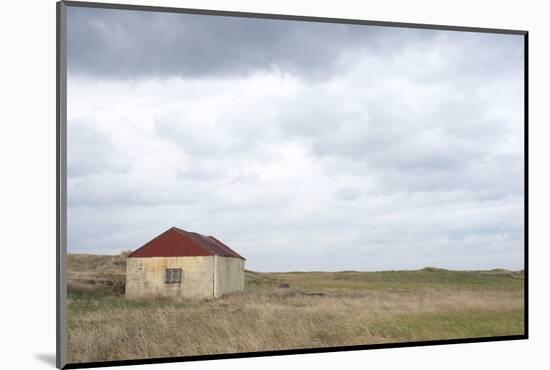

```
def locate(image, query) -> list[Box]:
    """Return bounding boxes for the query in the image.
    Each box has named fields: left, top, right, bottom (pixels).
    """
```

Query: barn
left=125, top=227, right=245, bottom=299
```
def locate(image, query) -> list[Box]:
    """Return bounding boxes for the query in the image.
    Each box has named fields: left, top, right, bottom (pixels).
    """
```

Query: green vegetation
left=369, top=309, right=524, bottom=341
left=248, top=268, right=524, bottom=291
left=67, top=254, right=524, bottom=363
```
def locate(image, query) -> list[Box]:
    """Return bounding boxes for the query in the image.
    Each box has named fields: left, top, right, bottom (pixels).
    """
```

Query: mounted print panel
left=57, top=1, right=527, bottom=368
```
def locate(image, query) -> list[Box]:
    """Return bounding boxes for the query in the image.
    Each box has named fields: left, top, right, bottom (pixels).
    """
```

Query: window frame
left=165, top=268, right=182, bottom=284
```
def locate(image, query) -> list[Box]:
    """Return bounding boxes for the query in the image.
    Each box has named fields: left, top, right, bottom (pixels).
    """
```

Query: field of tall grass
left=67, top=254, right=524, bottom=364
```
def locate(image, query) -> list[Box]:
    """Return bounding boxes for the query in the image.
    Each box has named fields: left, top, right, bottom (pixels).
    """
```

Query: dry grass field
left=67, top=253, right=524, bottom=364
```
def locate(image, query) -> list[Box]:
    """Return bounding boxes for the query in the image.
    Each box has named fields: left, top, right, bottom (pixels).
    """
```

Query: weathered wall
left=126, top=256, right=215, bottom=299
left=214, top=256, right=245, bottom=298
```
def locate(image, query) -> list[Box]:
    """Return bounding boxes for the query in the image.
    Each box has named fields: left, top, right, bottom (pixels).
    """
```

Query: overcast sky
left=66, top=6, right=525, bottom=272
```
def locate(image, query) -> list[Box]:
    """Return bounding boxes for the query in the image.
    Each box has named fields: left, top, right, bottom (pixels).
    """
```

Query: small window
left=165, top=268, right=182, bottom=283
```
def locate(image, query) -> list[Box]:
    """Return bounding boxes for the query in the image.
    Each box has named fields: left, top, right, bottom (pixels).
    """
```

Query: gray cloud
left=66, top=6, right=524, bottom=271
left=334, top=186, right=361, bottom=201
left=67, top=6, right=436, bottom=80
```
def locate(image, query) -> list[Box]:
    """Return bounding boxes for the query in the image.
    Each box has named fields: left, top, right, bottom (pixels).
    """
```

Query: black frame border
left=56, top=1, right=529, bottom=369
left=57, top=1, right=68, bottom=368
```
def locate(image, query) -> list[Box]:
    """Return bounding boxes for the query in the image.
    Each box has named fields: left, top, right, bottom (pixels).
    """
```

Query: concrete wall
left=126, top=256, right=245, bottom=299
left=126, top=256, right=215, bottom=299
left=214, top=256, right=245, bottom=298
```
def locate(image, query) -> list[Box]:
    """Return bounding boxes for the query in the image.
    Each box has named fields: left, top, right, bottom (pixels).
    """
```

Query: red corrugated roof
left=128, top=227, right=245, bottom=259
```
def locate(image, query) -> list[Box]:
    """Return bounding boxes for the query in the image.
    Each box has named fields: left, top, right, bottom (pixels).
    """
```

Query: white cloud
left=66, top=19, right=524, bottom=271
